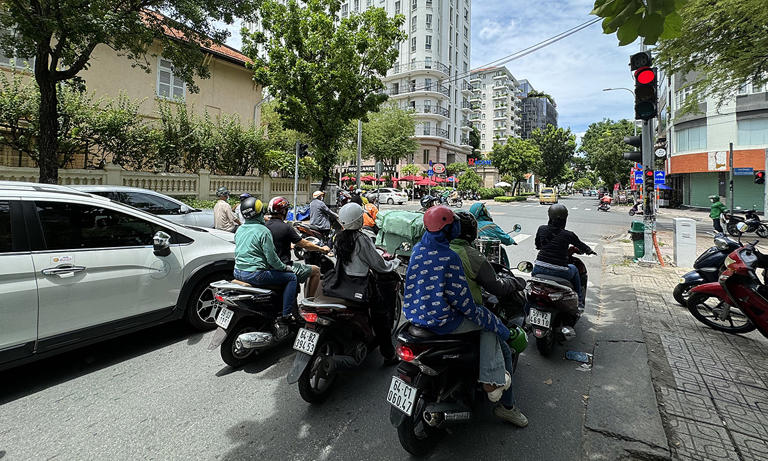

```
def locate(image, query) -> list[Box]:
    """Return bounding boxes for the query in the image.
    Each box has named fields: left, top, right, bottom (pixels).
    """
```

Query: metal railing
left=388, top=60, right=450, bottom=76
left=407, top=105, right=450, bottom=117
left=420, top=127, right=449, bottom=138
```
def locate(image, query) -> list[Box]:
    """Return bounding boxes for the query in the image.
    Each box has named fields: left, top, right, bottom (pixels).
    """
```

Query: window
left=157, top=58, right=185, bottom=100
left=412, top=0, right=417, bottom=10
left=738, top=118, right=768, bottom=146
left=354, top=0, right=359, bottom=11
left=394, top=0, right=400, bottom=14
left=463, top=44, right=468, bottom=56
left=0, top=201, right=11, bottom=252
left=449, top=46, right=452, bottom=62
left=423, top=121, right=432, bottom=135
left=449, top=7, right=453, bottom=22
left=423, top=149, right=430, bottom=163
left=35, top=202, right=167, bottom=250
left=463, top=62, right=468, bottom=73
left=675, top=125, right=707, bottom=152
left=447, top=153, right=455, bottom=164
left=425, top=14, right=432, bottom=30
left=0, top=30, right=35, bottom=70
left=411, top=16, right=417, bottom=33
left=425, top=56, right=432, bottom=68
left=481, top=143, right=485, bottom=150
left=367, top=0, right=372, bottom=6
left=109, top=192, right=183, bottom=215
left=425, top=35, right=432, bottom=50
left=424, top=78, right=432, bottom=90
left=411, top=37, right=417, bottom=52
left=341, top=3, right=348, bottom=17
left=481, top=133, right=485, bottom=140
left=753, top=82, right=765, bottom=93
left=426, top=0, right=432, bottom=6
left=464, top=8, right=468, bottom=20
left=410, top=79, right=416, bottom=91
left=392, top=82, right=399, bottom=95
left=464, top=26, right=468, bottom=38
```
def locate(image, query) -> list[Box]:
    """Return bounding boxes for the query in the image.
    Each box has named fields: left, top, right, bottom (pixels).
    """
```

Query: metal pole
left=292, top=141, right=299, bottom=222
left=764, top=148, right=768, bottom=217
left=729, top=143, right=734, bottom=214
left=641, top=118, right=656, bottom=262
left=356, top=119, right=362, bottom=189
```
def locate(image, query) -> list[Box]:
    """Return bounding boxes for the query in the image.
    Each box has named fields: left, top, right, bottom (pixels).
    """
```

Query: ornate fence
left=0, top=165, right=313, bottom=203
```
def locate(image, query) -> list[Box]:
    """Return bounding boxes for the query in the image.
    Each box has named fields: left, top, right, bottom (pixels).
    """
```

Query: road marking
left=584, top=208, right=592, bottom=211
left=512, top=233, right=531, bottom=244
left=524, top=205, right=532, bottom=208
left=571, top=207, right=579, bottom=210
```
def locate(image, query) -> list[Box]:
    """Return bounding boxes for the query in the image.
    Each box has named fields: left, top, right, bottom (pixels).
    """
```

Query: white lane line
left=512, top=233, right=531, bottom=244
left=584, top=208, right=592, bottom=211
left=571, top=207, right=579, bottom=210
left=524, top=205, right=532, bottom=208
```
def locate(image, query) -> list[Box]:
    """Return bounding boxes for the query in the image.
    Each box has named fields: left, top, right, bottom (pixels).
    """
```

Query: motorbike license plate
left=215, top=307, right=234, bottom=329
left=387, top=376, right=417, bottom=416
left=293, top=328, right=320, bottom=355
left=528, top=308, right=552, bottom=328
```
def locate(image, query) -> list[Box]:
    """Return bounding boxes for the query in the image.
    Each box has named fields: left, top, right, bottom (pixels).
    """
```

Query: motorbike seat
left=300, top=295, right=356, bottom=310
left=228, top=279, right=287, bottom=294
left=306, top=223, right=328, bottom=233
left=401, top=324, right=481, bottom=345
left=531, top=275, right=574, bottom=289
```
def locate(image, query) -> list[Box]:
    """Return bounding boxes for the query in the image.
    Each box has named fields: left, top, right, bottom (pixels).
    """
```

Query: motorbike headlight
left=679, top=277, right=686, bottom=284
left=724, top=255, right=735, bottom=268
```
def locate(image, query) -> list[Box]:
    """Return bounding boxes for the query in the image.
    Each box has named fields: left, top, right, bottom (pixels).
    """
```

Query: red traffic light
left=635, top=68, right=656, bottom=85
left=645, top=170, right=654, bottom=177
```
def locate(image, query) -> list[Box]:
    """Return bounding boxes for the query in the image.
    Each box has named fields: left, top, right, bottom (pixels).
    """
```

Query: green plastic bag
left=375, top=210, right=426, bottom=255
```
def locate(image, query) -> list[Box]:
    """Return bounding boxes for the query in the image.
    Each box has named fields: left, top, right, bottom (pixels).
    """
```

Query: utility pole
left=641, top=118, right=656, bottom=262
left=356, top=119, right=362, bottom=189
left=729, top=143, right=734, bottom=213
left=292, top=140, right=299, bottom=222
left=764, top=148, right=768, bottom=217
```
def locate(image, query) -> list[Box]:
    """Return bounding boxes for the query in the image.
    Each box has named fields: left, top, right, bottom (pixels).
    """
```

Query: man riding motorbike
left=332, top=203, right=401, bottom=364
left=468, top=203, right=516, bottom=267
left=234, top=197, right=297, bottom=322
left=403, top=206, right=527, bottom=426
left=265, top=196, right=330, bottom=298
left=310, top=190, right=339, bottom=233
left=533, top=204, right=595, bottom=309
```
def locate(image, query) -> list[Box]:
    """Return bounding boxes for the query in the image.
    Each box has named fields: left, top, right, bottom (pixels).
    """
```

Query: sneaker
left=485, top=371, right=511, bottom=403
left=494, top=405, right=529, bottom=427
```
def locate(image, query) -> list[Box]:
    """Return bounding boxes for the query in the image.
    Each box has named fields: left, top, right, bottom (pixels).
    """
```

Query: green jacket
left=710, top=201, right=726, bottom=219
left=449, top=239, right=486, bottom=305
left=234, top=219, right=289, bottom=272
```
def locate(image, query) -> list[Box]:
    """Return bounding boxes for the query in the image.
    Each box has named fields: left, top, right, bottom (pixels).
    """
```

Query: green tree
left=400, top=164, right=421, bottom=177
left=457, top=169, right=482, bottom=192
left=490, top=137, right=541, bottom=195
left=531, top=125, right=576, bottom=188
left=445, top=162, right=468, bottom=177
left=246, top=0, right=406, bottom=188
left=580, top=119, right=635, bottom=188
left=468, top=126, right=481, bottom=156
left=574, top=177, right=594, bottom=190
left=89, top=94, right=155, bottom=170
left=591, top=0, right=685, bottom=45
left=0, top=0, right=254, bottom=183
left=656, top=0, right=768, bottom=111
left=213, top=115, right=270, bottom=176
left=362, top=105, right=418, bottom=176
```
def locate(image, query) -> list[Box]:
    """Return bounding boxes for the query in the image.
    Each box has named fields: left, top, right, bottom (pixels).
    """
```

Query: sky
left=222, top=0, right=639, bottom=139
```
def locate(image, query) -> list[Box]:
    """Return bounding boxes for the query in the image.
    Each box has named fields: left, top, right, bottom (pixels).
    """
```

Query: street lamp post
left=602, top=87, right=637, bottom=135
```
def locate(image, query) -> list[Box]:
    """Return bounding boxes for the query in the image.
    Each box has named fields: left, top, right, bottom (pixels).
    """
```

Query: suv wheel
left=186, top=273, right=230, bottom=330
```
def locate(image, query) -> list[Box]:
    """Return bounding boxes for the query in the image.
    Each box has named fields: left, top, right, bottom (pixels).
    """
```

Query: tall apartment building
left=518, top=79, right=558, bottom=139
left=468, top=66, right=522, bottom=154
left=250, top=0, right=473, bottom=171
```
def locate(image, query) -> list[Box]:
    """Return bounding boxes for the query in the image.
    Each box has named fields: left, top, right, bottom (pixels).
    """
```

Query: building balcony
left=469, top=113, right=481, bottom=120
left=470, top=75, right=481, bottom=83
left=419, top=127, right=450, bottom=139
left=387, top=83, right=450, bottom=99
left=493, top=93, right=508, bottom=100
left=408, top=104, right=450, bottom=118
left=387, top=60, right=450, bottom=78
left=469, top=92, right=482, bottom=101
left=493, top=115, right=506, bottom=121
left=460, top=136, right=472, bottom=146
left=461, top=81, right=473, bottom=94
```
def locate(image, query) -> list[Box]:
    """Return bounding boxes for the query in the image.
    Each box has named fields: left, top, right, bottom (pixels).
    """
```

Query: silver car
left=73, top=185, right=214, bottom=228
left=0, top=181, right=235, bottom=370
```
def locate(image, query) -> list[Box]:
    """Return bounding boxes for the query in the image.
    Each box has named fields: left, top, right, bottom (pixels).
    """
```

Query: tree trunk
left=513, top=179, right=520, bottom=196
left=36, top=76, right=60, bottom=184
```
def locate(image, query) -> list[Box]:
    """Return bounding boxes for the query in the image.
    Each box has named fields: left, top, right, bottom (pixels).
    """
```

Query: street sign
left=634, top=170, right=643, bottom=184
left=429, top=160, right=433, bottom=167
left=427, top=169, right=434, bottom=177
left=635, top=163, right=642, bottom=170
left=433, top=163, right=446, bottom=174
left=655, top=148, right=667, bottom=158
left=654, top=170, right=665, bottom=185
left=734, top=167, right=754, bottom=176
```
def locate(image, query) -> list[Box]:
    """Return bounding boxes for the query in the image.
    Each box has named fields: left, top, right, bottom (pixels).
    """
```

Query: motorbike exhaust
left=422, top=403, right=472, bottom=427
left=236, top=332, right=275, bottom=350
left=560, top=326, right=577, bottom=341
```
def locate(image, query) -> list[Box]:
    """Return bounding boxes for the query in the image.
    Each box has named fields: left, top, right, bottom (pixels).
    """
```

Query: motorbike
left=721, top=209, right=768, bottom=238
left=287, top=253, right=407, bottom=404
left=292, top=221, right=337, bottom=260
left=628, top=201, right=643, bottom=216
left=523, top=246, right=590, bottom=356
left=597, top=201, right=611, bottom=212
left=474, top=223, right=522, bottom=268
left=673, top=234, right=741, bottom=306
left=387, top=263, right=527, bottom=456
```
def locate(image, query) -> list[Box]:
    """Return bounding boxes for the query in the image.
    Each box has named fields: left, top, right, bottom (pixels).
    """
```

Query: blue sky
left=223, top=0, right=639, bottom=138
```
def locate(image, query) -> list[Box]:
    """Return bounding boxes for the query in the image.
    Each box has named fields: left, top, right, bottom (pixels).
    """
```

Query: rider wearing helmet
left=310, top=190, right=338, bottom=233
left=403, top=206, right=527, bottom=426
left=234, top=197, right=297, bottom=321
left=331, top=203, right=400, bottom=364
left=533, top=204, right=595, bottom=309
left=468, top=203, right=515, bottom=267
left=709, top=194, right=726, bottom=234
left=213, top=186, right=241, bottom=232
left=265, top=197, right=330, bottom=298
left=420, top=194, right=437, bottom=210
left=337, top=190, right=353, bottom=207
left=361, top=196, right=379, bottom=231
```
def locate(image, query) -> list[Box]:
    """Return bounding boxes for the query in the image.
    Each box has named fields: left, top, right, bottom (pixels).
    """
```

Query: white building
left=468, top=66, right=522, bottom=155
left=250, top=0, right=473, bottom=171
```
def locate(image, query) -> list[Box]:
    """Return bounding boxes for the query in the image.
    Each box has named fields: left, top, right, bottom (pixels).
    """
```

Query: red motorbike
left=687, top=238, right=768, bottom=338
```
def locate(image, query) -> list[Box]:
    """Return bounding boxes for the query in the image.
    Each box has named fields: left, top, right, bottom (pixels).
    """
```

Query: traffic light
left=630, top=51, right=658, bottom=121
left=623, top=135, right=642, bottom=162
left=644, top=169, right=655, bottom=194
left=755, top=171, right=765, bottom=184
left=298, top=143, right=309, bottom=158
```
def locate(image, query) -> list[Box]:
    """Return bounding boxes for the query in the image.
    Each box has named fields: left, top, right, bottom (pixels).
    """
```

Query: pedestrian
left=213, top=186, right=240, bottom=232
left=709, top=194, right=726, bottom=234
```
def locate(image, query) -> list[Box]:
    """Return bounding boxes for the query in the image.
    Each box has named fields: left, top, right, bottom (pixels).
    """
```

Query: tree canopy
left=580, top=119, right=635, bottom=188
left=591, top=0, right=686, bottom=46
left=245, top=0, right=405, bottom=188
left=530, top=125, right=576, bottom=188
left=362, top=105, right=418, bottom=177
left=489, top=137, right=541, bottom=195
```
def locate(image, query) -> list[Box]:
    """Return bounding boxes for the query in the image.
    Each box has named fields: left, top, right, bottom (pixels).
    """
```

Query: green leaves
left=490, top=137, right=542, bottom=193
left=362, top=105, right=418, bottom=176
left=592, top=0, right=688, bottom=45
left=530, top=125, right=576, bottom=188
left=580, top=119, right=635, bottom=187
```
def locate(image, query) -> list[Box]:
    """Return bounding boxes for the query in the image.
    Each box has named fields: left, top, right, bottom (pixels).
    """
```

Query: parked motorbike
left=721, top=209, right=768, bottom=238
left=628, top=201, right=643, bottom=216
left=673, top=234, right=741, bottom=306
left=287, top=255, right=406, bottom=404
left=687, top=226, right=767, bottom=335
left=523, top=246, right=591, bottom=356
left=387, top=264, right=527, bottom=456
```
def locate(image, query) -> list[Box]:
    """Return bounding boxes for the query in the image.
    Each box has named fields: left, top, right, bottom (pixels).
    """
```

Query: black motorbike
left=292, top=221, right=338, bottom=260
left=388, top=263, right=526, bottom=456
left=721, top=209, right=768, bottom=238
left=597, top=201, right=610, bottom=212
left=673, top=234, right=741, bottom=306
left=523, top=247, right=590, bottom=356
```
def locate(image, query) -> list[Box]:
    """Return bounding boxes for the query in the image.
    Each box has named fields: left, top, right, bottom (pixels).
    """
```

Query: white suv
left=0, top=181, right=236, bottom=370
left=368, top=188, right=407, bottom=205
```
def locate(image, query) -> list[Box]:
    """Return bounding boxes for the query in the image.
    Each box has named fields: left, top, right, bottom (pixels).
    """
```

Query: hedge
left=494, top=196, right=528, bottom=203
left=478, top=187, right=506, bottom=199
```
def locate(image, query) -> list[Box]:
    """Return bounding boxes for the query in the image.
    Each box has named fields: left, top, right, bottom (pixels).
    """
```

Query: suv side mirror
left=153, top=231, right=172, bottom=257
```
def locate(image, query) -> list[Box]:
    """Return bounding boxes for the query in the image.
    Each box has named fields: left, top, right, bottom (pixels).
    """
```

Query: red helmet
left=268, top=196, right=290, bottom=214
left=423, top=205, right=456, bottom=232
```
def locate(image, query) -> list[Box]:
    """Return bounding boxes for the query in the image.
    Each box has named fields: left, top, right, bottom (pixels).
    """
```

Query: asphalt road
left=0, top=196, right=629, bottom=460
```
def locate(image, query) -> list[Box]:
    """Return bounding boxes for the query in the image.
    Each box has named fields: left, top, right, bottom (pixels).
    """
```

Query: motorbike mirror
left=398, top=241, right=411, bottom=252
left=153, top=231, right=172, bottom=257
left=512, top=224, right=522, bottom=233
left=516, top=261, right=533, bottom=273
left=736, top=222, right=748, bottom=233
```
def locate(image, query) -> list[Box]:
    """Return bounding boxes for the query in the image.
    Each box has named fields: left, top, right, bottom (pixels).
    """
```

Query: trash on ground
left=566, top=350, right=592, bottom=363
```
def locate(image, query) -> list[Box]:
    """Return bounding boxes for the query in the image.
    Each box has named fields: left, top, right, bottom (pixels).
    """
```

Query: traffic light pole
left=292, top=140, right=299, bottom=221
left=764, top=148, right=768, bottom=217
left=642, top=118, right=656, bottom=263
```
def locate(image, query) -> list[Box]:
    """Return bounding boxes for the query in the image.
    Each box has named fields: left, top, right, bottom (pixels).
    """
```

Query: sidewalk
left=599, top=241, right=768, bottom=460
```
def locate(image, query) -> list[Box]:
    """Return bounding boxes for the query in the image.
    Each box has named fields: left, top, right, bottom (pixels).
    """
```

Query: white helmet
left=339, top=203, right=364, bottom=230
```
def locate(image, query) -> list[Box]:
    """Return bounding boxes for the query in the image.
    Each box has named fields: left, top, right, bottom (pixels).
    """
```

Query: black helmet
left=548, top=203, right=568, bottom=226
left=338, top=191, right=352, bottom=207
left=240, top=197, right=265, bottom=220
left=216, top=186, right=230, bottom=198
left=455, top=211, right=478, bottom=242
left=420, top=195, right=436, bottom=209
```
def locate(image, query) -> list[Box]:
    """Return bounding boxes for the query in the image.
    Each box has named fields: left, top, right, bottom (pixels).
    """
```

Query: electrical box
left=673, top=218, right=697, bottom=268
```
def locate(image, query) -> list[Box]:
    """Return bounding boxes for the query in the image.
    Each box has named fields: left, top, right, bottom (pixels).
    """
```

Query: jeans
left=532, top=263, right=584, bottom=308
left=452, top=319, right=516, bottom=407
left=713, top=219, right=723, bottom=233
left=234, top=268, right=297, bottom=316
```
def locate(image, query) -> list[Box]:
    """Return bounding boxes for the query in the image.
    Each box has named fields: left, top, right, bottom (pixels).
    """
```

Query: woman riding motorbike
left=468, top=203, right=516, bottom=267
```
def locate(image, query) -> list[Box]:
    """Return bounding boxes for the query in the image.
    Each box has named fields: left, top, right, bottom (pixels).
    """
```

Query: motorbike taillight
left=396, top=344, right=416, bottom=362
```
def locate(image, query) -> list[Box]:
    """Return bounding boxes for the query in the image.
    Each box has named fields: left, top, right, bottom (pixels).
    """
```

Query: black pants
left=713, top=219, right=723, bottom=233
left=370, top=273, right=399, bottom=359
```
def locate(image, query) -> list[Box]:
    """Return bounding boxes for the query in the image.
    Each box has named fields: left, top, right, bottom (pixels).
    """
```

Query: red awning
left=416, top=178, right=438, bottom=186
left=399, top=175, right=421, bottom=181
left=340, top=176, right=351, bottom=181
left=360, top=175, right=376, bottom=181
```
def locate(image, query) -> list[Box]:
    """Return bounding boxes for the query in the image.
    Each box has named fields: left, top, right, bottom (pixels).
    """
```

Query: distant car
left=367, top=187, right=408, bottom=205
left=539, top=187, right=558, bottom=205
left=589, top=190, right=598, bottom=197
left=74, top=185, right=214, bottom=228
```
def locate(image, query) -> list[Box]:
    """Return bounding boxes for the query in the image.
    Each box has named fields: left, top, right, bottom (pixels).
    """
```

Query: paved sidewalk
left=602, top=242, right=768, bottom=460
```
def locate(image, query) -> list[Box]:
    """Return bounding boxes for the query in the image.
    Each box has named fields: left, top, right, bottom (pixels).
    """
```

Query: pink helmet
left=423, top=205, right=456, bottom=232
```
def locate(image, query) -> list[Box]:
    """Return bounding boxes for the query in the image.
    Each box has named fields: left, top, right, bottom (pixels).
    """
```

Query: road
left=0, top=196, right=630, bottom=460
